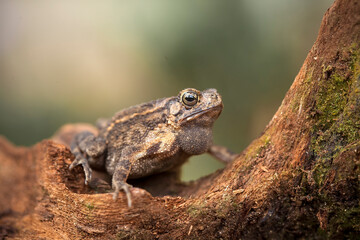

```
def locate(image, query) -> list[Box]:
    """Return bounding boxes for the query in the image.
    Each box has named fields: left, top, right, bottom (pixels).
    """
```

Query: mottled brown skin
left=70, top=88, right=237, bottom=207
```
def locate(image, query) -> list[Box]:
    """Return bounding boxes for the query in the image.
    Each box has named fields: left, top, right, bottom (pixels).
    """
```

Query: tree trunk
left=0, top=0, right=359, bottom=239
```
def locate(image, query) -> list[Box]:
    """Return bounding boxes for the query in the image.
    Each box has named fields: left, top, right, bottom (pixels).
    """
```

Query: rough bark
left=0, top=0, right=359, bottom=239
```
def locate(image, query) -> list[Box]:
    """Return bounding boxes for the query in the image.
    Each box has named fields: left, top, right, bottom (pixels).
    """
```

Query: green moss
left=84, top=202, right=95, bottom=211
left=316, top=70, right=349, bottom=129
left=290, top=91, right=301, bottom=113
left=187, top=202, right=206, bottom=218
left=328, top=206, right=360, bottom=237
left=308, top=45, right=360, bottom=237
left=256, top=135, right=271, bottom=156
left=215, top=193, right=238, bottom=218
left=311, top=46, right=360, bottom=186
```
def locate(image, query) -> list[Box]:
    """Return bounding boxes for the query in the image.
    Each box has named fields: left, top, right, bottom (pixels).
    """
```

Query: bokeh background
left=0, top=0, right=333, bottom=181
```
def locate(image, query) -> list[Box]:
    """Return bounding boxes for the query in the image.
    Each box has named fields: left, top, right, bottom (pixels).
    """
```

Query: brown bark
left=0, top=0, right=359, bottom=239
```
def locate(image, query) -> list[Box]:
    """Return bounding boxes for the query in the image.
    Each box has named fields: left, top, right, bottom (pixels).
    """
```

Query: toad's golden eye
left=181, top=91, right=198, bottom=107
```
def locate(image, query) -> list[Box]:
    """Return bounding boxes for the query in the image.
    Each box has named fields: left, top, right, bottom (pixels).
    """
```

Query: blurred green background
left=0, top=0, right=333, bottom=181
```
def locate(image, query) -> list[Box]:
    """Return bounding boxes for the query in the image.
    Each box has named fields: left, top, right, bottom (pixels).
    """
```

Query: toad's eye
left=181, top=91, right=198, bottom=107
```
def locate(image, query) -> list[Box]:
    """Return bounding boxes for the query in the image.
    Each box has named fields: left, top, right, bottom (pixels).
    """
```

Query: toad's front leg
left=208, top=145, right=239, bottom=163
left=69, top=131, right=106, bottom=184
left=109, top=146, right=139, bottom=207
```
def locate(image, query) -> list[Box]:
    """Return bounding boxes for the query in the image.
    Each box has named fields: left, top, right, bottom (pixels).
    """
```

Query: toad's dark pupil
left=185, top=94, right=195, bottom=102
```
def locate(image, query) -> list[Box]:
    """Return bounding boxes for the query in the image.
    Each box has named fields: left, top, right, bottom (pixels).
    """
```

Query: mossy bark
left=0, top=0, right=359, bottom=239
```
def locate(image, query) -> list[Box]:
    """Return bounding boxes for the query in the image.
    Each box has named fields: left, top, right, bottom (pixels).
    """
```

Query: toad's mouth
left=179, top=105, right=223, bottom=123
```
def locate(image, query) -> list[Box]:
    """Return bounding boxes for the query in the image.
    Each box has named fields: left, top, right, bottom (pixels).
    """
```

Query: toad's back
left=100, top=97, right=175, bottom=149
